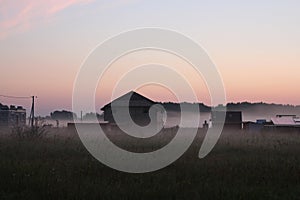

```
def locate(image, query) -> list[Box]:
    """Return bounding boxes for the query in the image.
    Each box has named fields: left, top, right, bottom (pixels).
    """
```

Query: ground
left=0, top=127, right=299, bottom=200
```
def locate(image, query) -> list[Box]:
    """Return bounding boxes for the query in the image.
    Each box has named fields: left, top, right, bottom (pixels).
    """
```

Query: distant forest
left=224, top=102, right=300, bottom=118
left=160, top=101, right=300, bottom=113
left=159, top=102, right=300, bottom=121
left=159, top=102, right=211, bottom=112
left=226, top=102, right=300, bottom=112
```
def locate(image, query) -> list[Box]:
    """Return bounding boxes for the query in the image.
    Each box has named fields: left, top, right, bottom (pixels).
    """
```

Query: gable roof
left=100, top=91, right=155, bottom=110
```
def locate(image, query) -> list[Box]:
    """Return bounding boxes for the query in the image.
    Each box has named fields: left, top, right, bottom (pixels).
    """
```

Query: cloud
left=0, top=0, right=94, bottom=39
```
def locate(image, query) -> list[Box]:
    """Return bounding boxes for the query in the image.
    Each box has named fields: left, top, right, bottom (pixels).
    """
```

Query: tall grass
left=0, top=128, right=299, bottom=199
left=10, top=126, right=47, bottom=140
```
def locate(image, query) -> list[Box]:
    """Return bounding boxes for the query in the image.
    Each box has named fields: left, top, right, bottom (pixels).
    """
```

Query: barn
left=100, top=91, right=164, bottom=126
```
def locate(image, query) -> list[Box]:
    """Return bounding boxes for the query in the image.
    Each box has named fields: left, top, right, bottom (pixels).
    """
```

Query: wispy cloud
left=0, top=0, right=94, bottom=39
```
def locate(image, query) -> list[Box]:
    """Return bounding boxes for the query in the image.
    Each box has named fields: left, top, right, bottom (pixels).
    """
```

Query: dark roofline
left=0, top=103, right=25, bottom=111
left=100, top=91, right=155, bottom=111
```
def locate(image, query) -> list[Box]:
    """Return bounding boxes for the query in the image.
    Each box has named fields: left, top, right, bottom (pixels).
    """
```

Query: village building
left=0, top=103, right=26, bottom=127
left=211, top=111, right=243, bottom=130
left=265, top=115, right=300, bottom=132
left=243, top=115, right=300, bottom=133
left=270, top=115, right=300, bottom=127
left=100, top=91, right=164, bottom=127
left=243, top=119, right=270, bottom=133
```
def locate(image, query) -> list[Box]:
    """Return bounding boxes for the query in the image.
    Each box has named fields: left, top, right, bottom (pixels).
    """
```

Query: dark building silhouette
left=101, top=91, right=164, bottom=126
left=0, top=103, right=26, bottom=127
left=211, top=111, right=242, bottom=130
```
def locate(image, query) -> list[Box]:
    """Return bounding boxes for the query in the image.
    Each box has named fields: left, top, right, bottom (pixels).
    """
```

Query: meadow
left=0, top=127, right=299, bottom=200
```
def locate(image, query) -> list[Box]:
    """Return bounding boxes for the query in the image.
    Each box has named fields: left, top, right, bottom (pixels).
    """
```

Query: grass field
left=0, top=127, right=300, bottom=200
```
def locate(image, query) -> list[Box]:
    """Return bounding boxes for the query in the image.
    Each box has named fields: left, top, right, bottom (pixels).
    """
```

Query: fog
left=42, top=109, right=300, bottom=128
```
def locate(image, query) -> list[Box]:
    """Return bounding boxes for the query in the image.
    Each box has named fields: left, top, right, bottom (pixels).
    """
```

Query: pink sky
left=0, top=1, right=299, bottom=116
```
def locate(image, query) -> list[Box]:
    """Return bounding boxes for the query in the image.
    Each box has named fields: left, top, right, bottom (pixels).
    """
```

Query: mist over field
left=43, top=105, right=300, bottom=128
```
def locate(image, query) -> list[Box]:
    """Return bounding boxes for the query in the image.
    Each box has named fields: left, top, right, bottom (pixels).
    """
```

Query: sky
left=0, top=0, right=299, bottom=116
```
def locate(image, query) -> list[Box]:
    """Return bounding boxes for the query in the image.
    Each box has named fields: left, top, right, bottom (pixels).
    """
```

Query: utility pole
left=29, top=96, right=36, bottom=128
